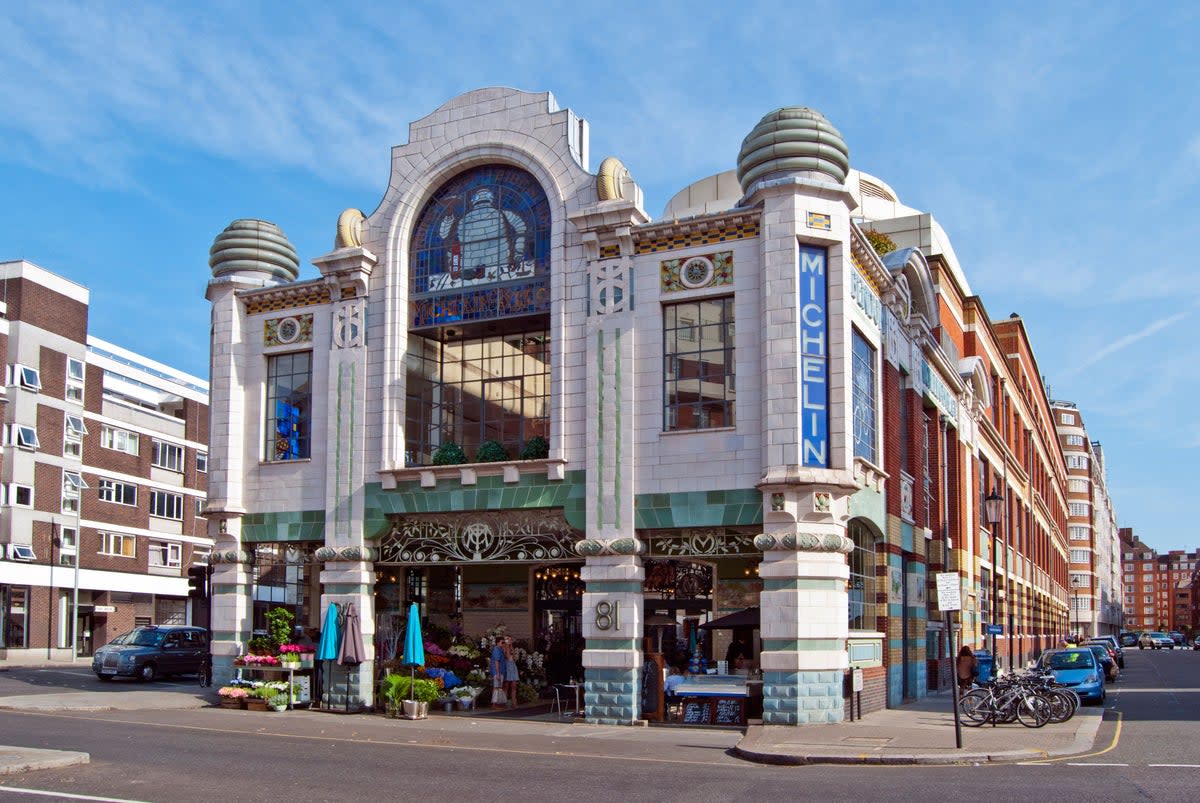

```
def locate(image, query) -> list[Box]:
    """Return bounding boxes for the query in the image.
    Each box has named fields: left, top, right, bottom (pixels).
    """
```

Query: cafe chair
left=549, top=685, right=564, bottom=717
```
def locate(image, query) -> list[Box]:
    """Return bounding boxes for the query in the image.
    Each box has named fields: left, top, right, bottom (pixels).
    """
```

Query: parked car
left=1037, top=647, right=1105, bottom=704
left=1086, top=643, right=1119, bottom=681
left=1138, top=631, right=1174, bottom=650
left=1168, top=631, right=1186, bottom=645
left=1193, top=637, right=1200, bottom=651
left=91, top=625, right=208, bottom=682
left=1119, top=632, right=1139, bottom=648
left=1086, top=636, right=1125, bottom=668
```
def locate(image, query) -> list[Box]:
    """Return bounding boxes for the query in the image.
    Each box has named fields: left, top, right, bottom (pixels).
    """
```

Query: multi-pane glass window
left=405, top=328, right=550, bottom=465
left=409, top=166, right=552, bottom=329
left=851, top=329, right=877, bottom=462
left=99, top=532, right=135, bottom=557
left=848, top=520, right=877, bottom=631
left=149, top=541, right=182, bottom=568
left=98, top=479, right=136, bottom=506
left=663, top=297, right=735, bottom=431
left=66, top=358, right=85, bottom=402
left=196, top=452, right=208, bottom=473
left=101, top=426, right=139, bottom=455
left=152, top=441, right=184, bottom=472
left=265, top=352, right=312, bottom=461
left=150, top=490, right=183, bottom=520
left=1, top=586, right=29, bottom=648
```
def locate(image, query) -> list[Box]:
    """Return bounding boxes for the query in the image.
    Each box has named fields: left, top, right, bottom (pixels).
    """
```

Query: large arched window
left=405, top=166, right=552, bottom=465
left=848, top=520, right=878, bottom=631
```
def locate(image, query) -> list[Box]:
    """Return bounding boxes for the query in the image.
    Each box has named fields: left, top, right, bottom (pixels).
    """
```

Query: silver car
left=1138, top=631, right=1174, bottom=650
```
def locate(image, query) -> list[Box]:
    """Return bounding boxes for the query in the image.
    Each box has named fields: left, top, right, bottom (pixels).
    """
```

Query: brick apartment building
left=1120, top=527, right=1198, bottom=636
left=0, top=260, right=210, bottom=663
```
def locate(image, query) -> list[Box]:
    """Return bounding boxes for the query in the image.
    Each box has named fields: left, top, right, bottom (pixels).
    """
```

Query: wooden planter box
left=219, top=699, right=244, bottom=709
left=245, top=698, right=270, bottom=712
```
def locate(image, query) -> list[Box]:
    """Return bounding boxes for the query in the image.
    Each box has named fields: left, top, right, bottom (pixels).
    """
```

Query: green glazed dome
left=209, top=219, right=299, bottom=282
left=736, top=107, right=850, bottom=191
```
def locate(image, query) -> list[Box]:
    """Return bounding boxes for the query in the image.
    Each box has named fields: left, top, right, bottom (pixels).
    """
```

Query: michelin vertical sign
left=799, top=243, right=828, bottom=467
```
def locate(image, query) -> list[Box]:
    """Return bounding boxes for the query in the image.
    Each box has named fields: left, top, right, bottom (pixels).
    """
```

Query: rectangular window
left=1069, top=502, right=1089, bottom=517
left=148, top=541, right=182, bottom=569
left=1065, top=434, right=1084, bottom=446
left=9, top=364, right=41, bottom=391
left=8, top=424, right=40, bottom=450
left=1068, top=478, right=1088, bottom=493
left=98, top=532, right=136, bottom=558
left=6, top=484, right=33, bottom=507
left=98, top=479, right=137, bottom=506
left=66, top=358, right=85, bottom=403
left=151, top=440, right=184, bottom=472
left=1069, top=526, right=1089, bottom=540
left=1070, top=549, right=1089, bottom=564
left=59, top=527, right=78, bottom=566
left=149, top=490, right=183, bottom=520
left=64, top=438, right=83, bottom=459
left=1, top=586, right=30, bottom=648
left=662, top=297, right=735, bottom=432
left=196, top=452, right=208, bottom=473
left=266, top=352, right=312, bottom=460
left=851, top=329, right=878, bottom=463
left=62, top=471, right=85, bottom=514
left=195, top=497, right=206, bottom=517
left=101, top=426, right=139, bottom=456
left=1059, top=412, right=1074, bottom=425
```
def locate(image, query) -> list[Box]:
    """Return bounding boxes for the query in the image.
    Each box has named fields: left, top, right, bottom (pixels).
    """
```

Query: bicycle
left=198, top=652, right=213, bottom=688
left=958, top=675, right=1050, bottom=728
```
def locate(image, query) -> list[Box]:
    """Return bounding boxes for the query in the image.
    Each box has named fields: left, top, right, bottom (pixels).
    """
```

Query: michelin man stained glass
left=410, top=166, right=551, bottom=328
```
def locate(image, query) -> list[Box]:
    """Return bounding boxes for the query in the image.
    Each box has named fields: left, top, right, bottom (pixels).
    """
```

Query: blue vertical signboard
left=799, top=243, right=828, bottom=467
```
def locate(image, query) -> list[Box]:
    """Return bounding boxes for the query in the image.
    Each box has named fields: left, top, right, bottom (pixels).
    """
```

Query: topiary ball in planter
left=520, top=435, right=549, bottom=460
left=431, top=441, right=467, bottom=465
left=475, top=439, right=509, bottom=463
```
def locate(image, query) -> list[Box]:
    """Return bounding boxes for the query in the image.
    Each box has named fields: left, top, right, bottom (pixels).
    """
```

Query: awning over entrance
left=699, top=606, right=759, bottom=630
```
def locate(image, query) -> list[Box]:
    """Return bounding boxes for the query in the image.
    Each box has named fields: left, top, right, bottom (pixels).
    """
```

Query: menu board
left=680, top=696, right=745, bottom=725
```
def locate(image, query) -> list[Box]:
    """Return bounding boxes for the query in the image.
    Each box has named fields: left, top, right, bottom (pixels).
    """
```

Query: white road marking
left=0, top=788, right=151, bottom=803
left=1148, top=764, right=1200, bottom=768
left=1066, top=762, right=1129, bottom=766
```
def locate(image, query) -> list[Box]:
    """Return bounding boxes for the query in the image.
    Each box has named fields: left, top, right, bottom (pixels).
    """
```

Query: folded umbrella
left=401, top=602, right=425, bottom=701
left=338, top=603, right=366, bottom=712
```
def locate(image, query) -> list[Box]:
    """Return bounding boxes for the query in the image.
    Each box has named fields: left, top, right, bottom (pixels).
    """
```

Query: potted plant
left=380, top=673, right=439, bottom=719
left=217, top=686, right=248, bottom=709
left=245, top=685, right=273, bottom=711
left=267, top=692, right=289, bottom=712
left=265, top=606, right=295, bottom=653
left=451, top=685, right=479, bottom=710
left=475, top=439, right=508, bottom=463
left=520, top=435, right=549, bottom=460
left=431, top=441, right=466, bottom=466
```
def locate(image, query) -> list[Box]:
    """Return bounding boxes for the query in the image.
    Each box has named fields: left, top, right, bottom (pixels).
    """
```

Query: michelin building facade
left=205, top=88, right=1075, bottom=723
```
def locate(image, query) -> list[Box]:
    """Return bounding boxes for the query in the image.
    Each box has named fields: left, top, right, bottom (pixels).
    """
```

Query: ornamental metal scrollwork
left=379, top=510, right=582, bottom=563
left=644, top=528, right=757, bottom=558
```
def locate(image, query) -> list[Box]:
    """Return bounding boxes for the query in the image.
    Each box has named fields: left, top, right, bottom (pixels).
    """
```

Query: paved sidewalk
left=0, top=681, right=1105, bottom=774
left=736, top=691, right=1105, bottom=765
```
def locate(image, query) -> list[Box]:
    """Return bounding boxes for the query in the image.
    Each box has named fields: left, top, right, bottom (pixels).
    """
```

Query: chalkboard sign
left=681, top=700, right=712, bottom=724
left=713, top=697, right=744, bottom=725
left=641, top=660, right=662, bottom=715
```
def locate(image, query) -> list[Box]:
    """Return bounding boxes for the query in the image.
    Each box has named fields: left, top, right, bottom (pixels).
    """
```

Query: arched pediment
left=882, top=247, right=937, bottom=327
left=958, top=356, right=991, bottom=408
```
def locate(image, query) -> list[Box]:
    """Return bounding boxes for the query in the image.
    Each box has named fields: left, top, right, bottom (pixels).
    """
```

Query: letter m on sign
left=798, top=243, right=828, bottom=468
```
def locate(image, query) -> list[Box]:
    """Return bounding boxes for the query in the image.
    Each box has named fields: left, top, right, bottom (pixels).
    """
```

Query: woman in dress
left=503, top=637, right=520, bottom=708
left=490, top=637, right=507, bottom=708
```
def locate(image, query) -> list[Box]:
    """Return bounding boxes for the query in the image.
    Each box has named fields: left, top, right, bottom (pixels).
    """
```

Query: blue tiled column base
left=585, top=666, right=638, bottom=725
left=762, top=670, right=845, bottom=725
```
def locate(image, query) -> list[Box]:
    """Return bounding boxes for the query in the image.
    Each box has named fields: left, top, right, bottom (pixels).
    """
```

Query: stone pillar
left=208, top=525, right=253, bottom=689
left=317, top=552, right=376, bottom=711
left=578, top=547, right=644, bottom=724
left=756, top=474, right=857, bottom=724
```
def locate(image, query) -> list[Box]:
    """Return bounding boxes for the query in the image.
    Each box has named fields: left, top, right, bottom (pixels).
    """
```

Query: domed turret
left=736, top=107, right=850, bottom=192
left=208, top=219, right=299, bottom=284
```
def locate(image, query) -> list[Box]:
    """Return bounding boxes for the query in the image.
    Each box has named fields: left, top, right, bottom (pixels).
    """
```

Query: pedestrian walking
left=503, top=636, right=520, bottom=708
left=956, top=645, right=978, bottom=690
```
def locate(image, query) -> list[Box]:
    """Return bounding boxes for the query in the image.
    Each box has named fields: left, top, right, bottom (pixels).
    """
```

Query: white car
left=1138, top=631, right=1174, bottom=650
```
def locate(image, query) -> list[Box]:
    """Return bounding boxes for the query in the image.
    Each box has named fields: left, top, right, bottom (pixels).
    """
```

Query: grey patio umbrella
left=337, top=602, right=365, bottom=712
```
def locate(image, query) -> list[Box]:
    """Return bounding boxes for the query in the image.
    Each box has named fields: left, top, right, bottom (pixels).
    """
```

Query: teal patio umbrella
left=401, top=603, right=425, bottom=700
left=316, top=602, right=340, bottom=707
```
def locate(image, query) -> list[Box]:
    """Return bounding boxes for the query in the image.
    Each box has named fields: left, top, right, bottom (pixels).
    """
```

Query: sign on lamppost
left=936, top=572, right=963, bottom=749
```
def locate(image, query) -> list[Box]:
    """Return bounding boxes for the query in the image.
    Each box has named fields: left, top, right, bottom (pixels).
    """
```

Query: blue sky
left=1, top=2, right=1196, bottom=552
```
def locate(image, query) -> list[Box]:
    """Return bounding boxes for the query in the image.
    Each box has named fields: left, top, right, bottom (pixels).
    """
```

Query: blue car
left=1037, top=647, right=1105, bottom=704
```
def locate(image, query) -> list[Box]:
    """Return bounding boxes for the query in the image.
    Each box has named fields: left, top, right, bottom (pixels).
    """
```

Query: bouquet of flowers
left=218, top=686, right=248, bottom=699
left=278, top=644, right=303, bottom=655
left=238, top=654, right=281, bottom=667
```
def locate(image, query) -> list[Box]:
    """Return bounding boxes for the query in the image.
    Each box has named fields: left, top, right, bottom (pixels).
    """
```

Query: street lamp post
left=984, top=488, right=1004, bottom=670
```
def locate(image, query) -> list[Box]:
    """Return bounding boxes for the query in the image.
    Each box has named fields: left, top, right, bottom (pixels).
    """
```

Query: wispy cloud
left=1071, top=310, right=1189, bottom=372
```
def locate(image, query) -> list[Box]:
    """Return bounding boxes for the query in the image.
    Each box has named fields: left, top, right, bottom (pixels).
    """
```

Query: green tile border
left=241, top=510, right=326, bottom=542
left=633, top=488, right=762, bottom=528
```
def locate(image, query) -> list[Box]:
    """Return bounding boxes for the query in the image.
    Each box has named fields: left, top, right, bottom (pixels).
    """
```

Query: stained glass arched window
left=409, top=166, right=551, bottom=329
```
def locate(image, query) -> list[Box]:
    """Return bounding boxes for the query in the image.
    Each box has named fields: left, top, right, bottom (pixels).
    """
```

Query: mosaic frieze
left=637, top=220, right=760, bottom=255
left=644, top=527, right=757, bottom=558
left=264, top=313, right=313, bottom=347
left=660, top=251, right=733, bottom=293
